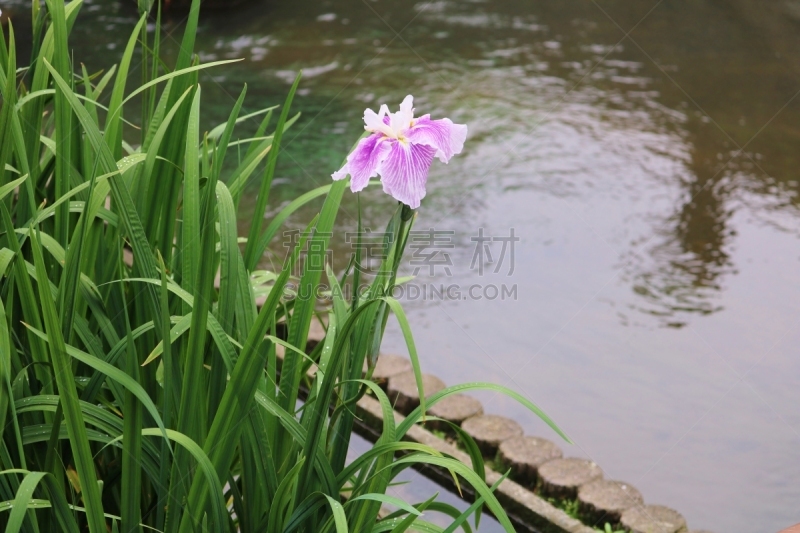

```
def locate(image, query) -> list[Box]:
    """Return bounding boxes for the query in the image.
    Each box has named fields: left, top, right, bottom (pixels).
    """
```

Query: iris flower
left=332, top=95, right=467, bottom=209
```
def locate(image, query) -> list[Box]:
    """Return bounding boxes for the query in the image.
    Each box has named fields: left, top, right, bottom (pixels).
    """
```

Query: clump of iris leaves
left=0, top=1, right=565, bottom=532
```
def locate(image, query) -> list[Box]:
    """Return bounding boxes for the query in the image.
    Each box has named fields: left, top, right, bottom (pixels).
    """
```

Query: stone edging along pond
left=291, top=329, right=713, bottom=533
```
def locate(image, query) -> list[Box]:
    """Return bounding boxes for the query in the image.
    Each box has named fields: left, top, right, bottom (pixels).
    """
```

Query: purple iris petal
left=379, top=141, right=437, bottom=209
left=405, top=115, right=468, bottom=163
left=332, top=133, right=391, bottom=192
left=331, top=95, right=467, bottom=208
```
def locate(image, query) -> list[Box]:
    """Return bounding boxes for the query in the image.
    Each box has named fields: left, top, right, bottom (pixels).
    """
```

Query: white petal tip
left=350, top=178, right=370, bottom=193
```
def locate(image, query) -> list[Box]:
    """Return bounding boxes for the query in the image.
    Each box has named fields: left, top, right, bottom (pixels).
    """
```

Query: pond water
left=6, top=0, right=800, bottom=530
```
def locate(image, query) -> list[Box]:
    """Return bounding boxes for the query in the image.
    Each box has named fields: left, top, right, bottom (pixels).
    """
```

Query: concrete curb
left=360, top=354, right=707, bottom=533
left=353, top=391, right=596, bottom=533
left=277, top=333, right=592, bottom=532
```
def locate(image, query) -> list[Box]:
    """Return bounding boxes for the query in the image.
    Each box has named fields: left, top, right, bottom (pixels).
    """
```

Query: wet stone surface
left=367, top=354, right=413, bottom=390
left=426, top=394, right=484, bottom=432
left=387, top=371, right=446, bottom=415
left=577, top=479, right=644, bottom=525
left=461, top=414, right=524, bottom=456
left=498, top=436, right=563, bottom=486
left=620, top=504, right=688, bottom=533
left=538, top=458, right=603, bottom=500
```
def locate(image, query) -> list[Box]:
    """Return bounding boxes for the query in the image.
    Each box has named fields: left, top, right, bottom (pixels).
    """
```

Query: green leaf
left=387, top=456, right=515, bottom=532
left=2, top=471, right=81, bottom=533
left=117, top=429, right=228, bottom=531
left=22, top=323, right=169, bottom=443
left=104, top=14, right=147, bottom=159
left=176, top=216, right=318, bottom=533
left=136, top=86, right=191, bottom=223
left=279, top=178, right=347, bottom=436
left=215, top=181, right=239, bottom=338
left=118, top=59, right=242, bottom=112
left=29, top=230, right=107, bottom=533
left=180, top=85, right=202, bottom=292
left=208, top=104, right=276, bottom=140
left=324, top=494, right=349, bottom=533
left=441, top=473, right=507, bottom=533
left=0, top=174, right=26, bottom=201
left=4, top=468, right=46, bottom=532
left=390, top=494, right=438, bottom=533
left=0, top=247, right=13, bottom=277
left=244, top=71, right=302, bottom=270
left=348, top=494, right=423, bottom=518
left=44, top=0, right=74, bottom=248
left=381, top=297, right=427, bottom=415
left=252, top=183, right=332, bottom=262
left=120, top=288, right=143, bottom=533
left=398, top=382, right=569, bottom=443
left=42, top=58, right=164, bottom=329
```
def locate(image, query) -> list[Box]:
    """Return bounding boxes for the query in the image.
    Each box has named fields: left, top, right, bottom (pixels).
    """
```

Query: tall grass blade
left=0, top=23, right=16, bottom=193
left=244, top=71, right=302, bottom=270
left=177, top=216, right=317, bottom=533
left=29, top=230, right=106, bottom=533
left=120, top=287, right=143, bottom=533
left=104, top=14, right=146, bottom=159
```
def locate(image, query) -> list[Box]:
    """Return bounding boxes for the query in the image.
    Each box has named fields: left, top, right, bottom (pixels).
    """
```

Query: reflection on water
left=6, top=0, right=800, bottom=530
left=171, top=0, right=800, bottom=324
left=624, top=129, right=736, bottom=325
